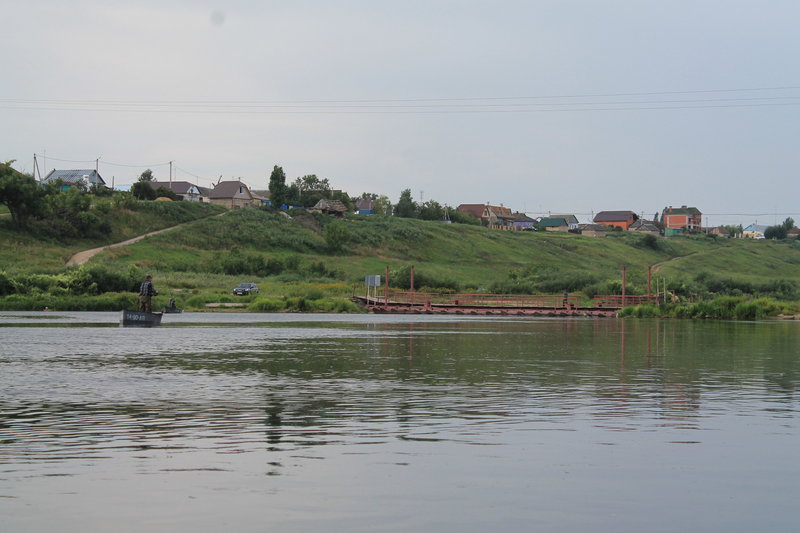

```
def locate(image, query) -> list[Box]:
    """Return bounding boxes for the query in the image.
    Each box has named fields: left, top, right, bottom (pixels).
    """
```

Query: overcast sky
left=2, top=1, right=798, bottom=225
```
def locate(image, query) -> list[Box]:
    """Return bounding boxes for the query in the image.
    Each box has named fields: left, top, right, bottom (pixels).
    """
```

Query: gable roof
left=512, top=212, right=536, bottom=223
left=210, top=181, right=253, bottom=199
left=538, top=217, right=568, bottom=228
left=663, top=206, right=702, bottom=216
left=550, top=214, right=579, bottom=225
left=456, top=204, right=487, bottom=219
left=42, top=169, right=106, bottom=186
left=743, top=224, right=768, bottom=233
left=311, top=199, right=348, bottom=213
left=355, top=198, right=375, bottom=211
left=594, top=210, right=637, bottom=222
left=149, top=181, right=199, bottom=195
left=578, top=223, right=611, bottom=232
left=630, top=219, right=660, bottom=232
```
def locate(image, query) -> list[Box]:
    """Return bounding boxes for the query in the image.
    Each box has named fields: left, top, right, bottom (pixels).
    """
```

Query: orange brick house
left=593, top=210, right=639, bottom=230
left=661, top=206, right=702, bottom=231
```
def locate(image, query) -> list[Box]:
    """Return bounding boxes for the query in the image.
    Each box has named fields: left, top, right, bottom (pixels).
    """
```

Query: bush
left=249, top=298, right=284, bottom=312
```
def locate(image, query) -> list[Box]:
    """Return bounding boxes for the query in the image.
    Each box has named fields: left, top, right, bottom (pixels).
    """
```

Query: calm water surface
left=1, top=312, right=798, bottom=532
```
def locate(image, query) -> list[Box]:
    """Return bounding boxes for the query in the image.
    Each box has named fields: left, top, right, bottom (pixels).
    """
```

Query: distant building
left=310, top=199, right=348, bottom=217
left=456, top=203, right=515, bottom=228
left=629, top=219, right=661, bottom=235
left=209, top=181, right=257, bottom=208
left=550, top=214, right=580, bottom=230
left=512, top=212, right=536, bottom=230
left=661, top=206, right=702, bottom=232
left=743, top=223, right=768, bottom=239
left=41, top=169, right=107, bottom=191
left=355, top=198, right=375, bottom=215
left=537, top=217, right=569, bottom=232
left=709, top=226, right=731, bottom=238
left=593, top=210, right=638, bottom=230
left=149, top=181, right=202, bottom=202
left=578, top=223, right=611, bottom=237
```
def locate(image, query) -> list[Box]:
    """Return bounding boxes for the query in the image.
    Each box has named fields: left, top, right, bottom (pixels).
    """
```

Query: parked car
left=233, top=282, right=259, bottom=296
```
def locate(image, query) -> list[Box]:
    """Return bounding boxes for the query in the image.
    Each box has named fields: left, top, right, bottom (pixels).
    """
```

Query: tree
left=139, top=169, right=154, bottom=182
left=0, top=161, right=41, bottom=228
left=373, top=195, right=392, bottom=216
left=292, top=174, right=331, bottom=207
left=154, top=186, right=178, bottom=200
left=131, top=181, right=156, bottom=200
left=764, top=225, right=788, bottom=240
left=268, top=165, right=287, bottom=208
left=418, top=200, right=444, bottom=221
left=394, top=189, right=417, bottom=218
left=782, top=217, right=795, bottom=231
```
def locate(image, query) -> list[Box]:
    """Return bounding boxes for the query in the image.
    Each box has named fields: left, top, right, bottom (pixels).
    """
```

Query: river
left=1, top=312, right=798, bottom=532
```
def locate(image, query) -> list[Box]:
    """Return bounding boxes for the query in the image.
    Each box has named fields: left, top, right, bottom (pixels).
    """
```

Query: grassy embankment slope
left=2, top=204, right=799, bottom=313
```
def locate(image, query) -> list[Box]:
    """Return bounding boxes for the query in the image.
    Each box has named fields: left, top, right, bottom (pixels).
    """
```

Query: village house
left=709, top=226, right=731, bottom=238
left=41, top=169, right=107, bottom=191
left=550, top=214, right=580, bottom=230
left=209, top=180, right=257, bottom=208
left=742, top=223, right=768, bottom=239
left=149, top=181, right=202, bottom=202
left=456, top=203, right=515, bottom=229
left=629, top=219, right=661, bottom=235
left=537, top=217, right=570, bottom=232
left=593, top=210, right=638, bottom=230
left=661, top=206, right=702, bottom=232
left=355, top=198, right=375, bottom=215
left=512, top=212, right=536, bottom=230
left=578, top=223, right=611, bottom=237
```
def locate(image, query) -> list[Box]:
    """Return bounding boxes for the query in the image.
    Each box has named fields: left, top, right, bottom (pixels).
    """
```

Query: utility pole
left=169, top=161, right=173, bottom=184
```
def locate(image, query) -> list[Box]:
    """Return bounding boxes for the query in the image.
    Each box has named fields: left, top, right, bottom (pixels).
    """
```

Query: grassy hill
left=2, top=203, right=799, bottom=312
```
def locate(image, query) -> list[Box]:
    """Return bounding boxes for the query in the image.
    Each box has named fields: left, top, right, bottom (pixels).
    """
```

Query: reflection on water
left=1, top=312, right=798, bottom=532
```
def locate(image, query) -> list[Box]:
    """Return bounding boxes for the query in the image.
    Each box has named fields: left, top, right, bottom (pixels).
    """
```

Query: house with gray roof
left=149, top=181, right=202, bottom=201
left=550, top=214, right=580, bottom=229
left=209, top=181, right=257, bottom=208
left=41, top=169, right=107, bottom=191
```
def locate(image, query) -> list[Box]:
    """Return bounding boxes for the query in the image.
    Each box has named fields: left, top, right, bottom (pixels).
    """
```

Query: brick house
left=593, top=210, right=639, bottom=230
left=661, top=206, right=702, bottom=232
left=456, top=203, right=514, bottom=228
left=209, top=181, right=257, bottom=208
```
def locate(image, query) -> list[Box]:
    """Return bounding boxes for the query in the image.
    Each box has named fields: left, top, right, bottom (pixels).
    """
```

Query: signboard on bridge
left=364, top=275, right=381, bottom=287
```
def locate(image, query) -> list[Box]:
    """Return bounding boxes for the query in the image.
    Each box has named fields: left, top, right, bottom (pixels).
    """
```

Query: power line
left=2, top=85, right=800, bottom=105
left=33, top=153, right=170, bottom=168
left=7, top=102, right=800, bottom=115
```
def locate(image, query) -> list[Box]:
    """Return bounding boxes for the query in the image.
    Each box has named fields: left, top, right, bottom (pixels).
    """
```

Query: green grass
left=2, top=205, right=800, bottom=312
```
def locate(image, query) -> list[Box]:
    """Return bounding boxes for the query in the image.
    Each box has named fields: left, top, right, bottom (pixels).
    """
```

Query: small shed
left=310, top=199, right=348, bottom=217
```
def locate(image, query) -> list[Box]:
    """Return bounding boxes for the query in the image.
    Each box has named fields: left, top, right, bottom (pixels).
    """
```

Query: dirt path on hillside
left=650, top=252, right=699, bottom=274
left=66, top=213, right=224, bottom=266
left=66, top=225, right=183, bottom=266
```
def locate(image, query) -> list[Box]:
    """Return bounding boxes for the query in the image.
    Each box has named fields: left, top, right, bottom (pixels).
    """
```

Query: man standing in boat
left=138, top=275, right=158, bottom=313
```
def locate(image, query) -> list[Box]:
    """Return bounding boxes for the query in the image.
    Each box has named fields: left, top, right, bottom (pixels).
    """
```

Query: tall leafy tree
left=0, top=161, right=41, bottom=228
left=139, top=169, right=154, bottom=182
left=268, top=165, right=287, bottom=208
left=394, top=189, right=417, bottom=218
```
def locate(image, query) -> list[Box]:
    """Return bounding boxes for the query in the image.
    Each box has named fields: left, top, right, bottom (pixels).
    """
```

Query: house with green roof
left=661, top=206, right=702, bottom=232
left=537, top=217, right=569, bottom=232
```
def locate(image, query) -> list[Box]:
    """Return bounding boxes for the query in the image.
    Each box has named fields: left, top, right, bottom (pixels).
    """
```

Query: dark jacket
left=139, top=280, right=157, bottom=297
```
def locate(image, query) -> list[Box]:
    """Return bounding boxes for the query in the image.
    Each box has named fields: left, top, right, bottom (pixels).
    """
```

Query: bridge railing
left=592, top=295, right=658, bottom=308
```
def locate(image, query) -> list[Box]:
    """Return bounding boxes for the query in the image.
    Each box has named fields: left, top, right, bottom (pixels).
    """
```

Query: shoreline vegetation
left=2, top=182, right=799, bottom=321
